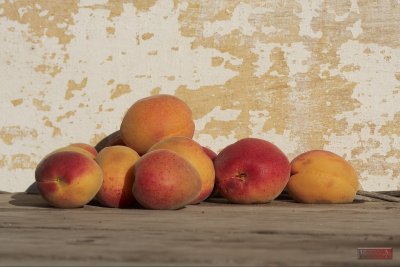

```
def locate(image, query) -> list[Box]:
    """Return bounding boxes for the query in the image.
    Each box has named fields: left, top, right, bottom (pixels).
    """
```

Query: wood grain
left=0, top=193, right=399, bottom=266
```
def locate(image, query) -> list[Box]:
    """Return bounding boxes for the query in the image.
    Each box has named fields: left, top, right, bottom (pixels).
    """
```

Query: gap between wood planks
left=356, top=191, right=400, bottom=202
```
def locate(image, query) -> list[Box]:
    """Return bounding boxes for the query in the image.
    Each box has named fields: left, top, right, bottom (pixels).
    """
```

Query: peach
left=95, top=146, right=140, bottom=208
left=133, top=149, right=201, bottom=210
left=287, top=150, right=359, bottom=203
left=120, top=95, right=195, bottom=155
left=35, top=151, right=103, bottom=208
left=149, top=137, right=215, bottom=203
left=214, top=138, right=290, bottom=204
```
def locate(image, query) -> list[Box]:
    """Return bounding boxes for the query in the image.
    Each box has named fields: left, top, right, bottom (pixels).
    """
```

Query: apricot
left=133, top=149, right=201, bottom=210
left=95, top=146, right=140, bottom=208
left=35, top=151, right=103, bottom=208
left=202, top=146, right=217, bottom=160
left=200, top=146, right=220, bottom=198
left=214, top=138, right=290, bottom=204
left=120, top=95, right=195, bottom=155
left=69, top=143, right=97, bottom=158
left=49, top=146, right=97, bottom=159
left=149, top=137, right=215, bottom=203
left=287, top=150, right=359, bottom=203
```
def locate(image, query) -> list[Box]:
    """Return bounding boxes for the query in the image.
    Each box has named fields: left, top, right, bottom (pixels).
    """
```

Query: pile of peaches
left=35, top=95, right=359, bottom=209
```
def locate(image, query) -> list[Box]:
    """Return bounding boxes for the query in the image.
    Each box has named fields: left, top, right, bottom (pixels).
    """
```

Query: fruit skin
left=149, top=137, right=215, bottom=204
left=201, top=146, right=221, bottom=198
left=95, top=146, right=140, bottom=208
left=202, top=146, right=217, bottom=160
left=120, top=95, right=195, bottom=155
left=69, top=143, right=97, bottom=158
left=202, top=146, right=218, bottom=160
left=133, top=149, right=202, bottom=210
left=52, top=145, right=96, bottom=159
left=35, top=151, right=103, bottom=208
left=287, top=150, right=359, bottom=204
left=214, top=138, right=290, bottom=204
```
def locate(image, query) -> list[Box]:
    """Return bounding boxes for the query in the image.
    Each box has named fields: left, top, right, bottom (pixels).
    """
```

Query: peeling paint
left=32, top=98, right=50, bottom=111
left=0, top=0, right=399, bottom=192
left=110, top=84, right=131, bottom=99
left=0, top=155, right=6, bottom=168
left=65, top=77, right=88, bottom=100
left=132, top=0, right=158, bottom=12
left=42, top=117, right=61, bottom=137
left=0, top=126, right=38, bottom=145
left=211, top=56, right=224, bottom=67
left=10, top=98, right=23, bottom=106
left=56, top=111, right=76, bottom=122
left=106, top=26, right=115, bottom=35
left=0, top=0, right=78, bottom=45
left=10, top=154, right=36, bottom=170
left=34, top=64, right=62, bottom=77
left=141, top=32, right=154, bottom=40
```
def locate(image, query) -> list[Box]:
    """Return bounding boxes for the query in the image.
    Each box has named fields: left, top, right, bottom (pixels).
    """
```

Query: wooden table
left=0, top=193, right=399, bottom=266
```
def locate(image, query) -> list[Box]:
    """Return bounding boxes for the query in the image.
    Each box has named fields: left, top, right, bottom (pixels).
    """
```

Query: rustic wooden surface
left=0, top=193, right=399, bottom=266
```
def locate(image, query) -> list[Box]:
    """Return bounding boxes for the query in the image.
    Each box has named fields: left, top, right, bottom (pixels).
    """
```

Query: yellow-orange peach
left=133, top=149, right=201, bottom=210
left=149, top=137, right=215, bottom=203
left=120, top=95, right=195, bottom=155
left=95, top=146, right=140, bottom=208
left=35, top=151, right=103, bottom=208
left=287, top=150, right=359, bottom=204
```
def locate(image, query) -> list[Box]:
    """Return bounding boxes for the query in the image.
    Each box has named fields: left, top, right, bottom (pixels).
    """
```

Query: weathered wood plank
left=0, top=193, right=399, bottom=266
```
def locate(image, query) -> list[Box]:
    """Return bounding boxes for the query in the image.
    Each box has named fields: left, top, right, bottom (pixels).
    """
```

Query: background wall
left=1, top=0, right=399, bottom=192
